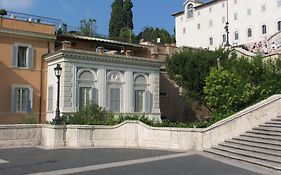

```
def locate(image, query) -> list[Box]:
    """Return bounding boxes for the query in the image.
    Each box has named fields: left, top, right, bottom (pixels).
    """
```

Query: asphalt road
left=0, top=147, right=267, bottom=175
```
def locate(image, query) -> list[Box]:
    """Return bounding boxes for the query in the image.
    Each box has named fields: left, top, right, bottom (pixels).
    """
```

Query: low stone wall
left=0, top=124, right=41, bottom=148
left=1, top=95, right=281, bottom=151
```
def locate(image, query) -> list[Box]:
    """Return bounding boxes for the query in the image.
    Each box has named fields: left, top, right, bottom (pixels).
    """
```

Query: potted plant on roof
left=0, top=9, right=7, bottom=16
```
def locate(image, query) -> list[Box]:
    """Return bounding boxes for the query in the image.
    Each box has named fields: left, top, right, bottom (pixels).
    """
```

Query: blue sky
left=0, top=0, right=208, bottom=35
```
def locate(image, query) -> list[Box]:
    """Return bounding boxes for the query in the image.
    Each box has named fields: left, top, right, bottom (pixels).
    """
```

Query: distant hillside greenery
left=166, top=49, right=281, bottom=121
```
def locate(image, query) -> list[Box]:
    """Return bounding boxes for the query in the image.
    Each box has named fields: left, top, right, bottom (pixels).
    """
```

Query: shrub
left=0, top=9, right=7, bottom=16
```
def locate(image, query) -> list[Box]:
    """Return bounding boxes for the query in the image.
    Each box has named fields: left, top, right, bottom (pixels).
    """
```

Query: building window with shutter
left=222, top=34, right=226, bottom=43
left=134, top=75, right=148, bottom=113
left=109, top=88, right=121, bottom=112
left=13, top=43, right=34, bottom=69
left=76, top=69, right=98, bottom=109
left=47, top=86, right=53, bottom=112
left=278, top=0, right=281, bottom=6
left=247, top=28, right=252, bottom=37
left=107, top=71, right=123, bottom=113
left=186, top=4, right=194, bottom=18
left=209, top=37, right=214, bottom=45
left=235, top=31, right=239, bottom=40
left=12, top=85, right=33, bottom=113
left=262, top=25, right=267, bottom=34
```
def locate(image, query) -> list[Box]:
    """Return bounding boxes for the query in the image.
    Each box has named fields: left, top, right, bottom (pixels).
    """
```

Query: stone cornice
left=44, top=48, right=162, bottom=68
left=0, top=28, right=56, bottom=40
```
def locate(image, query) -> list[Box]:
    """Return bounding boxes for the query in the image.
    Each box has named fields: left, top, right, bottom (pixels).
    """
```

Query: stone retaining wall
left=1, top=95, right=281, bottom=151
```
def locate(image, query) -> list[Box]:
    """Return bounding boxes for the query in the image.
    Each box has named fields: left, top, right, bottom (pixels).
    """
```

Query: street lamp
left=53, top=64, right=62, bottom=125
left=224, top=0, right=230, bottom=47
left=225, top=21, right=230, bottom=47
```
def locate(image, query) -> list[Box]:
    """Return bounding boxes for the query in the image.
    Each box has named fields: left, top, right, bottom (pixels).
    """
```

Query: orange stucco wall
left=0, top=18, right=54, bottom=35
left=0, top=19, right=55, bottom=124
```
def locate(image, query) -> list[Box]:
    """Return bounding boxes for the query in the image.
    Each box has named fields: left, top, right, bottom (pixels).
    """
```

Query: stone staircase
left=204, top=116, right=281, bottom=171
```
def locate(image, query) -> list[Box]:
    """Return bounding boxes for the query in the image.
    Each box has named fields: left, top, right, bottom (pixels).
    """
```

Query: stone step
left=272, top=118, right=281, bottom=122
left=240, top=133, right=281, bottom=141
left=204, top=149, right=281, bottom=171
left=259, top=124, right=281, bottom=128
left=253, top=126, right=281, bottom=133
left=246, top=130, right=281, bottom=137
left=212, top=146, right=281, bottom=163
left=265, top=121, right=281, bottom=125
left=226, top=139, right=281, bottom=151
left=218, top=142, right=281, bottom=157
left=233, top=136, right=281, bottom=147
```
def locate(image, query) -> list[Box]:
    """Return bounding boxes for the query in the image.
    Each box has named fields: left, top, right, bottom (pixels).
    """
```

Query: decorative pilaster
left=124, top=71, right=134, bottom=113
left=97, top=68, right=106, bottom=108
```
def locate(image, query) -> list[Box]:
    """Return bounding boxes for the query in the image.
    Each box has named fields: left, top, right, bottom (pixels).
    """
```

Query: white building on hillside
left=173, top=0, right=281, bottom=50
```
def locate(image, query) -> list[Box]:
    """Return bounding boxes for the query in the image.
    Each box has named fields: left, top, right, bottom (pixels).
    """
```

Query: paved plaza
left=0, top=147, right=278, bottom=175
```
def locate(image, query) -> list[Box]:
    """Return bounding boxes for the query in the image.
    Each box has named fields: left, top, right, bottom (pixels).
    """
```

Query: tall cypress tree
left=123, top=0, right=133, bottom=30
left=109, top=0, right=134, bottom=40
left=109, top=0, right=124, bottom=39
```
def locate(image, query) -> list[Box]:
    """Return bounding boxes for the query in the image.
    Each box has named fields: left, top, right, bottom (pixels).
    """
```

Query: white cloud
left=0, top=0, right=36, bottom=10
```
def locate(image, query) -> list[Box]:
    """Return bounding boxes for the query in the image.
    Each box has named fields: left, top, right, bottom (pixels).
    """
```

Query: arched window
left=107, top=71, right=123, bottom=113
left=247, top=28, right=252, bottom=37
left=235, top=31, right=239, bottom=40
left=278, top=21, right=281, bottom=31
left=76, top=69, right=97, bottom=109
left=209, top=37, right=213, bottom=45
left=187, top=4, right=194, bottom=18
left=134, top=75, right=147, bottom=112
left=262, top=25, right=267, bottom=34
left=222, top=34, right=226, bottom=43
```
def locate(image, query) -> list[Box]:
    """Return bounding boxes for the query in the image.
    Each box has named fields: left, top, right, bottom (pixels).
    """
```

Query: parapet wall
left=1, top=95, right=281, bottom=151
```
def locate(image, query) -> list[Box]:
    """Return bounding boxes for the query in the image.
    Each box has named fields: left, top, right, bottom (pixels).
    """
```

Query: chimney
left=97, top=46, right=104, bottom=55
left=62, top=41, right=71, bottom=49
left=125, top=50, right=132, bottom=57
left=151, top=52, right=159, bottom=59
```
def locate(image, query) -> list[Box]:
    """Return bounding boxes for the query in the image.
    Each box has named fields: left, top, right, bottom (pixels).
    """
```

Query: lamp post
left=224, top=0, right=230, bottom=47
left=54, top=64, right=62, bottom=125
left=225, top=21, right=230, bottom=47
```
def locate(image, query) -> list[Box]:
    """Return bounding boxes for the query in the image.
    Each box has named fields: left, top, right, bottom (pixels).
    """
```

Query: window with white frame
left=262, top=4, right=266, bottom=12
left=209, top=37, right=214, bottom=45
left=278, top=21, right=281, bottom=31
left=12, top=85, right=32, bottom=113
left=197, top=23, right=200, bottom=30
left=209, top=20, right=213, bottom=26
left=234, top=0, right=237, bottom=4
left=107, top=72, right=123, bottom=113
left=262, top=25, right=267, bottom=34
left=187, top=4, right=194, bottom=18
left=134, top=75, right=147, bottom=113
left=247, top=9, right=251, bottom=16
left=222, top=34, right=226, bottom=43
left=278, top=0, right=281, bottom=6
left=234, top=13, right=238, bottom=20
left=247, top=28, right=252, bottom=37
left=13, top=43, right=34, bottom=69
left=222, top=16, right=225, bottom=23
left=109, top=88, right=121, bottom=112
left=47, top=86, right=53, bottom=112
left=76, top=69, right=98, bottom=109
left=235, top=31, right=239, bottom=40
left=183, top=27, right=186, bottom=34
left=222, top=2, right=225, bottom=8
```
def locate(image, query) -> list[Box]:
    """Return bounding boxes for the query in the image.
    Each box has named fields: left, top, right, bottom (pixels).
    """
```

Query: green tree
left=204, top=56, right=281, bottom=116
left=79, top=18, right=96, bottom=37
left=109, top=0, right=124, bottom=40
left=109, top=0, right=134, bottom=41
left=166, top=48, right=229, bottom=107
left=123, top=0, right=134, bottom=30
left=138, top=27, right=174, bottom=44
